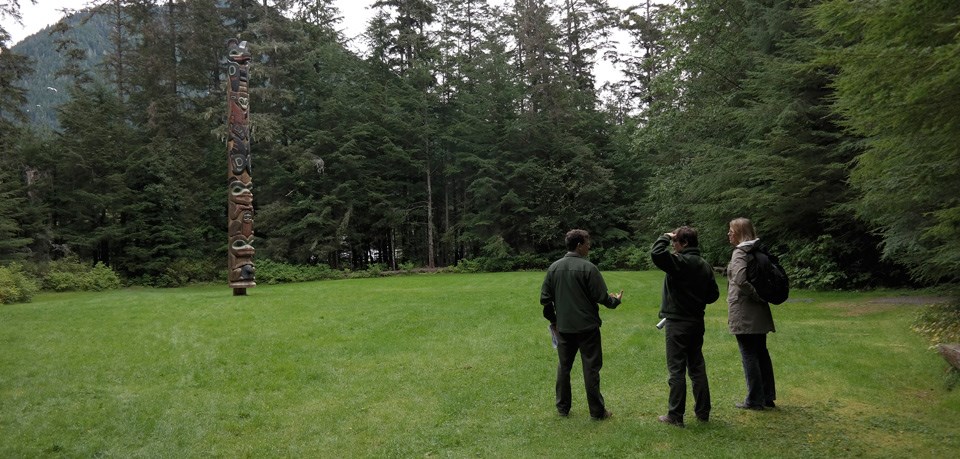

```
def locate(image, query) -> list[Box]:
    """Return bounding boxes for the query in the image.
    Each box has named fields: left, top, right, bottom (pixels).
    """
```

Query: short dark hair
left=565, top=229, right=590, bottom=251
left=673, top=226, right=699, bottom=248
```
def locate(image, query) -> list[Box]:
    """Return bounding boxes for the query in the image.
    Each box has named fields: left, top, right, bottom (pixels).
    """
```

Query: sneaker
left=735, top=402, right=765, bottom=411
left=558, top=411, right=569, bottom=417
left=658, top=414, right=685, bottom=428
left=591, top=410, right=613, bottom=421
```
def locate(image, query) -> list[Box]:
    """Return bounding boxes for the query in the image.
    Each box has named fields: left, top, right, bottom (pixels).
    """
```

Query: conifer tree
left=813, top=0, right=960, bottom=285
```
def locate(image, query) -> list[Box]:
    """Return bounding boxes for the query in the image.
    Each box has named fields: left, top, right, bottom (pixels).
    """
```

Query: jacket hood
left=737, top=239, right=760, bottom=253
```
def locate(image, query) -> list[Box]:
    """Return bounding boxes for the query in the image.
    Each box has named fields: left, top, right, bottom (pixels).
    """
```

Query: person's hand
left=610, top=289, right=623, bottom=301
left=665, top=232, right=676, bottom=240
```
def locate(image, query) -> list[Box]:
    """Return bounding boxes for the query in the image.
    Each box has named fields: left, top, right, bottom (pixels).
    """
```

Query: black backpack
left=746, top=243, right=790, bottom=305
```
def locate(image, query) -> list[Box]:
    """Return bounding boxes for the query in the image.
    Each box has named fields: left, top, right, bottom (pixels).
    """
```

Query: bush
left=594, top=245, right=651, bottom=271
left=451, top=252, right=550, bottom=274
left=154, top=258, right=223, bottom=288
left=349, top=264, right=387, bottom=279
left=452, top=258, right=483, bottom=274
left=913, top=301, right=960, bottom=347
left=88, top=262, right=122, bottom=291
left=0, top=263, right=39, bottom=304
left=254, top=259, right=340, bottom=284
left=42, top=259, right=122, bottom=292
left=364, top=264, right=387, bottom=278
left=780, top=236, right=852, bottom=290
left=511, top=252, right=550, bottom=271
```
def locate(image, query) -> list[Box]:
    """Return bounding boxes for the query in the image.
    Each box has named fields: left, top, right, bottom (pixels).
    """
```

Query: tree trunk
left=443, top=172, right=451, bottom=266
left=426, top=160, right=436, bottom=269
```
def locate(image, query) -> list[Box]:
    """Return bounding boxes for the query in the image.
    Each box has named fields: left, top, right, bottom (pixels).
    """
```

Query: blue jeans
left=736, top=333, right=776, bottom=406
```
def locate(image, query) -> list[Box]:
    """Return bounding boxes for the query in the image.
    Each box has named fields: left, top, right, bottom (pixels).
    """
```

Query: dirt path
left=866, top=296, right=950, bottom=305
left=794, top=295, right=953, bottom=317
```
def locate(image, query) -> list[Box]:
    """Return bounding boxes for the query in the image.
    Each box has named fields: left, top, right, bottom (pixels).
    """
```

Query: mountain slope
left=12, top=9, right=109, bottom=130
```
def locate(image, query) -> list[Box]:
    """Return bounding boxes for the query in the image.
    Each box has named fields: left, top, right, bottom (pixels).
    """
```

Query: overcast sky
left=2, top=0, right=377, bottom=45
left=2, top=0, right=631, bottom=84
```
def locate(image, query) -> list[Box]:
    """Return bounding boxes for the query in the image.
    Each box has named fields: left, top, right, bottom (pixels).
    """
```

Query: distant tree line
left=0, top=0, right=957, bottom=292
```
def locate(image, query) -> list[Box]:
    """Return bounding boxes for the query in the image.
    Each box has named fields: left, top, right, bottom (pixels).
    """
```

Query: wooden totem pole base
left=233, top=288, right=247, bottom=296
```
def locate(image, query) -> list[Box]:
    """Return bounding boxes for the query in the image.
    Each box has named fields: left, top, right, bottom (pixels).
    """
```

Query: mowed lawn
left=1, top=271, right=957, bottom=457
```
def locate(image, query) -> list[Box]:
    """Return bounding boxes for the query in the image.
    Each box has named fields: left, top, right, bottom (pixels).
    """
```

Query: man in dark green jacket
left=541, top=229, right=623, bottom=420
left=651, top=226, right=720, bottom=428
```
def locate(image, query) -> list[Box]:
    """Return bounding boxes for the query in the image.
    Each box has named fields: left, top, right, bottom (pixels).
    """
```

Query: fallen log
left=937, top=343, right=960, bottom=370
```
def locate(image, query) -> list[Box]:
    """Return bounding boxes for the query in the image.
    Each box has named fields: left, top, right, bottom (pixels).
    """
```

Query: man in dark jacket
left=650, top=226, right=720, bottom=427
left=541, top=229, right=623, bottom=420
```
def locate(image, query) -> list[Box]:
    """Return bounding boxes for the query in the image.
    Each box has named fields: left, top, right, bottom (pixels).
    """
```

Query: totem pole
left=226, top=38, right=255, bottom=295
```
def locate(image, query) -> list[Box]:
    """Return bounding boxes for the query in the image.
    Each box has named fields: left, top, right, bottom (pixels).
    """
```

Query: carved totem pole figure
left=226, top=38, right=255, bottom=294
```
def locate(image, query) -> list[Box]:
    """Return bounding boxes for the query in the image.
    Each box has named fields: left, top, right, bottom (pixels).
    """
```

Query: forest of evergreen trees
left=0, top=0, right=958, bottom=291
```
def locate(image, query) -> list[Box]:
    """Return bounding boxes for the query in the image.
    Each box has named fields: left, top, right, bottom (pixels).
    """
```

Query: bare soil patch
left=819, top=296, right=949, bottom=317
left=867, top=296, right=950, bottom=305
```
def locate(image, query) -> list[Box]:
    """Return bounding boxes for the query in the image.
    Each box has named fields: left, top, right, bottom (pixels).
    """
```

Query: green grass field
left=1, top=271, right=957, bottom=457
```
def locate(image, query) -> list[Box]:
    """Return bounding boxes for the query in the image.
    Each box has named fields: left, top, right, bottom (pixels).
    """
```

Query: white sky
left=2, top=0, right=633, bottom=84
left=1, top=0, right=379, bottom=45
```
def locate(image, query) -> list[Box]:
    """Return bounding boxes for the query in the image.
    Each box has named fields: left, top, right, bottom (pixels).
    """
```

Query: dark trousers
left=665, top=319, right=710, bottom=421
left=556, top=328, right=606, bottom=417
left=736, top=333, right=776, bottom=406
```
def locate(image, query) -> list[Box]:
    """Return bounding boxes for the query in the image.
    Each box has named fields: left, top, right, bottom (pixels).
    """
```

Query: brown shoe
left=591, top=410, right=613, bottom=421
left=658, top=414, right=685, bottom=428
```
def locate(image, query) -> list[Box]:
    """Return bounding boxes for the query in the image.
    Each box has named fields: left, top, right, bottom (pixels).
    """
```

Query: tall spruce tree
left=813, top=0, right=960, bottom=286
left=0, top=3, right=34, bottom=262
left=0, top=158, right=33, bottom=261
left=0, top=3, right=33, bottom=145
left=371, top=0, right=441, bottom=268
left=631, top=0, right=886, bottom=288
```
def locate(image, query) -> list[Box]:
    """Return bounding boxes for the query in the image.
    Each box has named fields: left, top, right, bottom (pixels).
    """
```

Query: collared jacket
left=727, top=240, right=776, bottom=334
left=650, top=235, right=720, bottom=322
left=541, top=252, right=621, bottom=333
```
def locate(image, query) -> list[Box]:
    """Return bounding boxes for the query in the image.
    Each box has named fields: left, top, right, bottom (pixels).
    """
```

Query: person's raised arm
left=651, top=233, right=683, bottom=275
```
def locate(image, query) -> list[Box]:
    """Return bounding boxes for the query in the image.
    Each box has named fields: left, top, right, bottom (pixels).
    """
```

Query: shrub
left=594, top=245, right=651, bottom=271
left=0, top=263, right=39, bottom=304
left=363, top=264, right=387, bottom=278
left=254, top=259, right=340, bottom=284
left=155, top=258, right=223, bottom=288
left=511, top=252, right=550, bottom=271
left=780, top=236, right=851, bottom=290
left=450, top=253, right=549, bottom=274
left=464, top=236, right=517, bottom=272
left=913, top=301, right=960, bottom=347
left=349, top=264, right=383, bottom=279
left=41, top=258, right=122, bottom=292
left=452, top=258, right=483, bottom=274
left=88, top=262, right=122, bottom=291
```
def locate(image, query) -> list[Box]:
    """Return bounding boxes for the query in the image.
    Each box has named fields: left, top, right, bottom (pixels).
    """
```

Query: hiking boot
left=658, top=414, right=685, bottom=428
left=591, top=410, right=613, bottom=421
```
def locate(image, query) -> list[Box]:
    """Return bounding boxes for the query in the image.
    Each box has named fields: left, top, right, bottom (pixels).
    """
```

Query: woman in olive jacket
left=726, top=217, right=777, bottom=410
